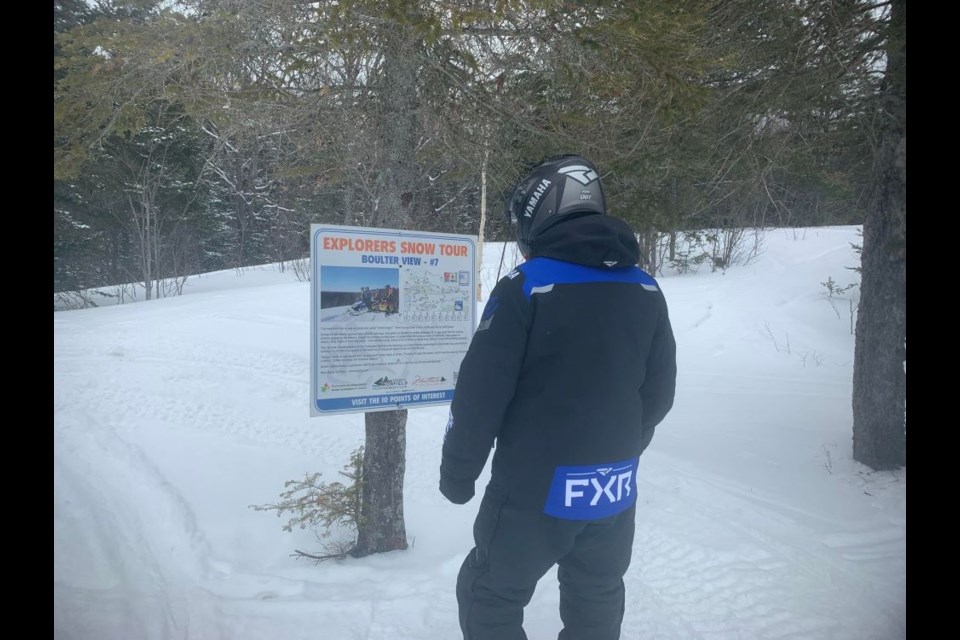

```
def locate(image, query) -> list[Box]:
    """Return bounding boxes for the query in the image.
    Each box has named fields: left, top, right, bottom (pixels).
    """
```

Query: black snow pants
left=456, top=482, right=636, bottom=640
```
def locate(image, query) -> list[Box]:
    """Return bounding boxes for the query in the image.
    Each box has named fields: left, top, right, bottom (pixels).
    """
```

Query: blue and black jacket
left=440, top=214, right=677, bottom=518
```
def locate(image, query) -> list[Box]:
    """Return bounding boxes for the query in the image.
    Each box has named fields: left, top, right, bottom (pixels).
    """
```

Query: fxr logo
left=544, top=457, right=639, bottom=520
left=564, top=469, right=633, bottom=506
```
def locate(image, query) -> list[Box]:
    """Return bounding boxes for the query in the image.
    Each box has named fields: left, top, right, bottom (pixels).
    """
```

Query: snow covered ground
left=53, top=226, right=905, bottom=639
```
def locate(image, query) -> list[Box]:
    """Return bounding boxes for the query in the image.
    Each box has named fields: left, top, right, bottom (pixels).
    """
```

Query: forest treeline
left=55, top=0, right=890, bottom=299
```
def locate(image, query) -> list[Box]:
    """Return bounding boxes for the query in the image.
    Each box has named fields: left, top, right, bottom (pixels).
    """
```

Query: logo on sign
left=373, top=376, right=408, bottom=388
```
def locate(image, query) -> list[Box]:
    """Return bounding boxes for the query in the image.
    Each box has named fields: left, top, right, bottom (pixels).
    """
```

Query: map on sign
left=402, top=268, right=470, bottom=323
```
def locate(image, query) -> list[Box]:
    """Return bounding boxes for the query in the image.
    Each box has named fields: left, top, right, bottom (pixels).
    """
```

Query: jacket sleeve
left=440, top=272, right=530, bottom=503
left=639, top=291, right=678, bottom=438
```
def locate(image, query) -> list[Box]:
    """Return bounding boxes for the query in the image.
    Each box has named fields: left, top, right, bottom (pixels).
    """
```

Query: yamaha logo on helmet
left=524, top=179, right=552, bottom=218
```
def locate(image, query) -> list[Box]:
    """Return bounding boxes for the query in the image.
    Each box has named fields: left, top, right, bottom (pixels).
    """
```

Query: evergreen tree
left=852, top=0, right=905, bottom=469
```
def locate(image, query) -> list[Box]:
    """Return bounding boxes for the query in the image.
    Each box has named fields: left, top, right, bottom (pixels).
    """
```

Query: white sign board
left=310, top=225, right=478, bottom=415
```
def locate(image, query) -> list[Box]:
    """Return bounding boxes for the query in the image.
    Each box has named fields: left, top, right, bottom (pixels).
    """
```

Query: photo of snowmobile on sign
left=348, top=287, right=373, bottom=315
left=348, top=286, right=399, bottom=316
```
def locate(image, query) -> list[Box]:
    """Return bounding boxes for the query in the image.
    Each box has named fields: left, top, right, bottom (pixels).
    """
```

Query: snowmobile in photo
left=348, top=300, right=368, bottom=315
left=347, top=286, right=397, bottom=316
left=348, top=287, right=372, bottom=315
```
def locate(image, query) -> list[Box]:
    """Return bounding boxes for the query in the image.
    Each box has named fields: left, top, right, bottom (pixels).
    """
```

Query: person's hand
left=439, top=475, right=475, bottom=504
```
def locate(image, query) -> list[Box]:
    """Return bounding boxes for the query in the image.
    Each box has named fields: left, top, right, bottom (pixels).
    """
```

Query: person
left=439, top=154, right=677, bottom=640
left=351, top=286, right=371, bottom=314
left=384, top=284, right=398, bottom=315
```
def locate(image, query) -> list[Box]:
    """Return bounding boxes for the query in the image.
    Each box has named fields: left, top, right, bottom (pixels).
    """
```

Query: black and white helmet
left=504, top=154, right=607, bottom=256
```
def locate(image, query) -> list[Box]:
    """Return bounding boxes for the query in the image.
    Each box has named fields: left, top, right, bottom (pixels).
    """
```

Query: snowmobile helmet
left=504, top=154, right=607, bottom=256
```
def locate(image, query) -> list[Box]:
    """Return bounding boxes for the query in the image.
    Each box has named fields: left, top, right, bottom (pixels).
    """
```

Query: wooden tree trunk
left=852, top=0, right=906, bottom=470
left=351, top=21, right=419, bottom=557
left=352, top=409, right=408, bottom=557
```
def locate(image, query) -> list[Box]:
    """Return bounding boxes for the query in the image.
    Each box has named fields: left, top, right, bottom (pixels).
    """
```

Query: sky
left=53, top=225, right=906, bottom=640
left=320, top=266, right=400, bottom=293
